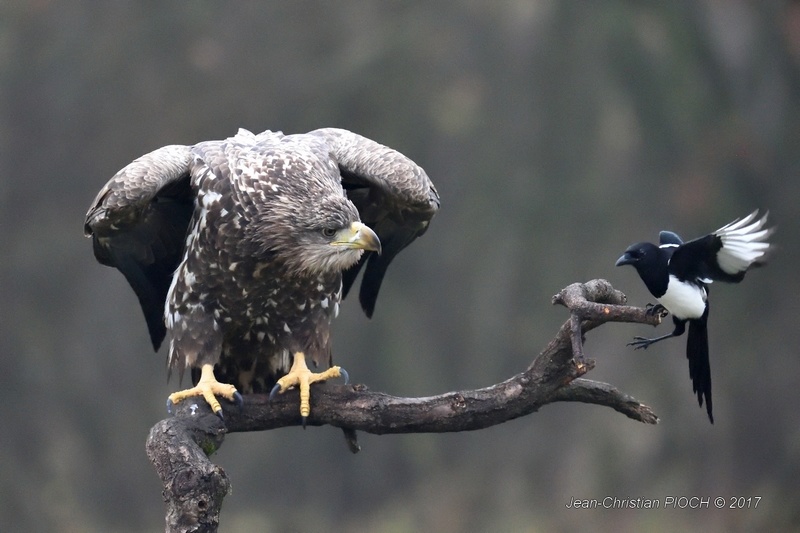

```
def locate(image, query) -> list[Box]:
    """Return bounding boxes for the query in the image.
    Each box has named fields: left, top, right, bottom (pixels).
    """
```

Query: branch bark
left=146, top=279, right=662, bottom=532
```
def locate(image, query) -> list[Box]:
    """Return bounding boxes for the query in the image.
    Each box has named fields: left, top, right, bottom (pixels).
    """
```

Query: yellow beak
left=332, top=222, right=381, bottom=254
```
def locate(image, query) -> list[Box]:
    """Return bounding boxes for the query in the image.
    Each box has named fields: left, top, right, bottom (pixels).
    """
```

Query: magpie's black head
left=615, top=242, right=659, bottom=269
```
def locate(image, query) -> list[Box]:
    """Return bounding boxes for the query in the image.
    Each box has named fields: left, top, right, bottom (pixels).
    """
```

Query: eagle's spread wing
left=308, top=128, right=440, bottom=317
left=87, top=128, right=438, bottom=418
left=84, top=145, right=194, bottom=350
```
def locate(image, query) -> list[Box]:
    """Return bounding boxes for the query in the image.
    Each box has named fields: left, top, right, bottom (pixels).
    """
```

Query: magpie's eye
left=321, top=227, right=337, bottom=238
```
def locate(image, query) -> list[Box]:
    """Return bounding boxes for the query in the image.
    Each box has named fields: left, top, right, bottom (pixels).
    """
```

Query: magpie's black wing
left=84, top=145, right=194, bottom=350
left=668, top=211, right=771, bottom=284
left=308, top=128, right=439, bottom=318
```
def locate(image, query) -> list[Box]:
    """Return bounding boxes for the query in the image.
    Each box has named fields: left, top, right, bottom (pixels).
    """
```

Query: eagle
left=84, top=128, right=439, bottom=420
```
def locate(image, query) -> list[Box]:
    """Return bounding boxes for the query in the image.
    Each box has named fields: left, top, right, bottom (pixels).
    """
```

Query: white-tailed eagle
left=85, top=128, right=439, bottom=420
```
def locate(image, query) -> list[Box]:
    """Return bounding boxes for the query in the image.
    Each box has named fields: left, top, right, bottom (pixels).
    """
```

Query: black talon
left=233, top=391, right=244, bottom=407
left=215, top=408, right=224, bottom=420
left=269, top=383, right=282, bottom=400
left=340, top=367, right=349, bottom=385
left=166, top=398, right=174, bottom=414
left=301, top=415, right=307, bottom=429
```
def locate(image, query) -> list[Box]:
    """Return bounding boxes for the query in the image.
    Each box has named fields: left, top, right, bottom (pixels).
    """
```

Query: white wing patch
left=715, top=211, right=771, bottom=275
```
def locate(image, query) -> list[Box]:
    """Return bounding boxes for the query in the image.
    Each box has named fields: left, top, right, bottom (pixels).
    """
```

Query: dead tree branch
left=146, top=279, right=662, bottom=532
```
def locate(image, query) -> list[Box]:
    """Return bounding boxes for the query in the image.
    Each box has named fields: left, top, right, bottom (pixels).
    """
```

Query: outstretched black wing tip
left=355, top=224, right=427, bottom=318
left=358, top=253, right=387, bottom=318
left=99, top=242, right=169, bottom=351
left=146, top=318, right=167, bottom=351
left=86, top=148, right=193, bottom=352
left=326, top=130, right=438, bottom=320
left=341, top=251, right=382, bottom=318
left=361, top=298, right=376, bottom=319
left=341, top=255, right=366, bottom=301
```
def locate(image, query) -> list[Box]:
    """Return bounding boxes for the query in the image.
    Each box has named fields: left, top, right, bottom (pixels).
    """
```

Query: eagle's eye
left=321, top=227, right=337, bottom=238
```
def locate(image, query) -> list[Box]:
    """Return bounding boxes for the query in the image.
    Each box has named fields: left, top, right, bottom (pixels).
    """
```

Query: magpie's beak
left=333, top=222, right=382, bottom=254
left=615, top=252, right=635, bottom=267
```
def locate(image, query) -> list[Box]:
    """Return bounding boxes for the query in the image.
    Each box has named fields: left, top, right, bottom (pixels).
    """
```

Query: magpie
left=615, top=211, right=773, bottom=423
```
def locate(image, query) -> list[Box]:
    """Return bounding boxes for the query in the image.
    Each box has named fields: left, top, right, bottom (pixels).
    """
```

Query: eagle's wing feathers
left=309, top=128, right=440, bottom=317
left=84, top=145, right=194, bottom=350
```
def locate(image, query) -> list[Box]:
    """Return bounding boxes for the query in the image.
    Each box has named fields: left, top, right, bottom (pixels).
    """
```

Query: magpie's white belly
left=657, top=275, right=707, bottom=319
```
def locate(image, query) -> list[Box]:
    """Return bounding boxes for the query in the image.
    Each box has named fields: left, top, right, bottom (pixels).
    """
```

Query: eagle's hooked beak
left=333, top=221, right=382, bottom=255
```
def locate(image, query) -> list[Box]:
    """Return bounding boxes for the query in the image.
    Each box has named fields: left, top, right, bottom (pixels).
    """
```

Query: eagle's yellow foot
left=269, top=351, right=349, bottom=425
left=167, top=364, right=243, bottom=418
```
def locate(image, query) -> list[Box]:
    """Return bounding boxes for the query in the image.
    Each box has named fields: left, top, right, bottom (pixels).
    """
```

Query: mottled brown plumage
left=85, top=128, right=438, bottom=402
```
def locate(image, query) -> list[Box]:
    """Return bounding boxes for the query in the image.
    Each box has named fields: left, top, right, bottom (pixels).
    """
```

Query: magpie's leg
left=628, top=319, right=686, bottom=350
left=628, top=332, right=677, bottom=350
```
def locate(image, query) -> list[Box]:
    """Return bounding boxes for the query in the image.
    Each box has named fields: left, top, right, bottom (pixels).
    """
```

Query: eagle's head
left=288, top=194, right=381, bottom=275
left=249, top=169, right=381, bottom=277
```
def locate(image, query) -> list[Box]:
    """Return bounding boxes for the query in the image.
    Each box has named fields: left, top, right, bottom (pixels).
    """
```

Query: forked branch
left=146, top=279, right=661, bottom=532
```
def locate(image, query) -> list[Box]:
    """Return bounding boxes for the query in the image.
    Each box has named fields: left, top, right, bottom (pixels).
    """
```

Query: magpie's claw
left=644, top=303, right=667, bottom=317
left=627, top=336, right=655, bottom=350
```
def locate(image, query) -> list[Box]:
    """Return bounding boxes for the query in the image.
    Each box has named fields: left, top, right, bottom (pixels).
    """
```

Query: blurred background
left=2, top=1, right=798, bottom=531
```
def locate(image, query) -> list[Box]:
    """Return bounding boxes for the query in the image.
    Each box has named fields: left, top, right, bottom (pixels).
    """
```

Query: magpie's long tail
left=687, top=308, right=713, bottom=424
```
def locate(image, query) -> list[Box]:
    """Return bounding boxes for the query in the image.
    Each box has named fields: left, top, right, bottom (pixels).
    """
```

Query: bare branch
left=146, top=414, right=230, bottom=533
left=147, top=279, right=661, bottom=532
left=549, top=378, right=659, bottom=424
